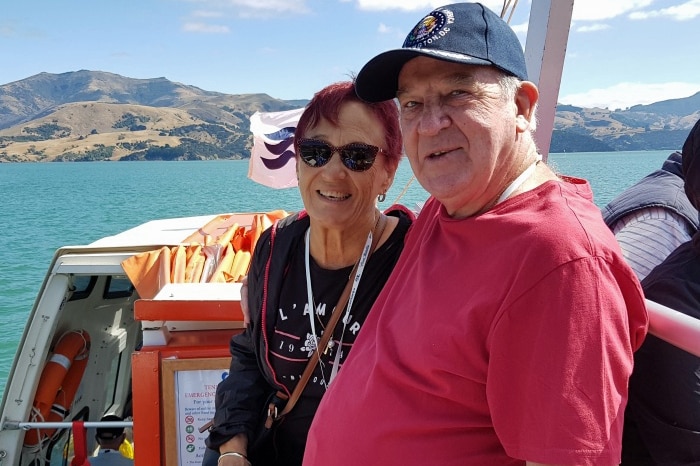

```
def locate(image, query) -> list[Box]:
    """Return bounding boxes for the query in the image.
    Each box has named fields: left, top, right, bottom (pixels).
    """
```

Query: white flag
left=248, top=107, right=305, bottom=189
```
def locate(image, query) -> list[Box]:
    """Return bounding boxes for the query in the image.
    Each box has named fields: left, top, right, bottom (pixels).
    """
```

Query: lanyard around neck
left=495, top=154, right=543, bottom=205
left=304, top=227, right=373, bottom=386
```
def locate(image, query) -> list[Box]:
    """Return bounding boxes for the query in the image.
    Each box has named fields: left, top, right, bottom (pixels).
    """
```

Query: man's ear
left=515, top=81, right=538, bottom=132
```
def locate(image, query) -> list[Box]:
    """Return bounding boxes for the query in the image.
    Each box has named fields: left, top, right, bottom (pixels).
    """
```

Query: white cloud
left=231, top=0, right=309, bottom=11
left=510, top=20, right=528, bottom=35
left=0, top=24, right=14, bottom=37
left=350, top=0, right=699, bottom=22
left=559, top=82, right=700, bottom=110
left=377, top=23, right=394, bottom=34
left=575, top=23, right=610, bottom=33
left=182, top=22, right=230, bottom=33
left=629, top=0, right=700, bottom=20
left=355, top=0, right=504, bottom=12
left=572, top=0, right=652, bottom=21
left=191, top=10, right=224, bottom=18
left=183, top=0, right=309, bottom=15
left=377, top=22, right=406, bottom=40
left=355, top=0, right=450, bottom=11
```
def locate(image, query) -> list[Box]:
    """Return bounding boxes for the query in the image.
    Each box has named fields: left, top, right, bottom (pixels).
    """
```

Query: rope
left=500, top=0, right=519, bottom=23
left=391, top=175, right=416, bottom=205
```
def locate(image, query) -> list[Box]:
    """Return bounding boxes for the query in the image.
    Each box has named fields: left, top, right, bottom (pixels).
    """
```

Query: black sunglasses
left=297, top=138, right=384, bottom=172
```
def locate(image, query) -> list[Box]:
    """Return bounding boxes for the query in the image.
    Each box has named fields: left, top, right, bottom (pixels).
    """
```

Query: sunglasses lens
left=298, top=141, right=331, bottom=167
left=341, top=145, right=377, bottom=172
left=297, top=139, right=379, bottom=172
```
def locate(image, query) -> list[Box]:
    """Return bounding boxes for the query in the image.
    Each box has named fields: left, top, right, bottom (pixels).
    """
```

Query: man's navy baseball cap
left=356, top=2, right=528, bottom=102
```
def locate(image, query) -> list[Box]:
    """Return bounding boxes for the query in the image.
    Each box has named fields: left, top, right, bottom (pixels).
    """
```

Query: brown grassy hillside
left=2, top=70, right=700, bottom=159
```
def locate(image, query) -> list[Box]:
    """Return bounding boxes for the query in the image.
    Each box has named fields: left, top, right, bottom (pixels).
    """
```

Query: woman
left=204, top=81, right=413, bottom=466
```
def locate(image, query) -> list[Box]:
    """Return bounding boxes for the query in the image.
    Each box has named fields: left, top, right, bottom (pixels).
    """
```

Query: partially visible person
left=203, top=81, right=414, bottom=466
left=602, top=146, right=699, bottom=281
left=304, top=3, right=648, bottom=465
left=621, top=117, right=700, bottom=465
left=90, top=415, right=133, bottom=466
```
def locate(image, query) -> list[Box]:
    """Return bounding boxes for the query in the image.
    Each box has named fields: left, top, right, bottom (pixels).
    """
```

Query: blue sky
left=1, top=0, right=699, bottom=110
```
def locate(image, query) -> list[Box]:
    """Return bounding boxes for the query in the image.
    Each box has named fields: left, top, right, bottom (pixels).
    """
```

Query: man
left=90, top=415, right=133, bottom=466
left=621, top=118, right=700, bottom=464
left=303, top=3, right=648, bottom=465
left=602, top=149, right=699, bottom=281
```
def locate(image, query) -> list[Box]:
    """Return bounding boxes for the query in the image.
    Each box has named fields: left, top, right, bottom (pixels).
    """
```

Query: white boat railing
left=2, top=421, right=132, bottom=431
left=646, top=299, right=700, bottom=357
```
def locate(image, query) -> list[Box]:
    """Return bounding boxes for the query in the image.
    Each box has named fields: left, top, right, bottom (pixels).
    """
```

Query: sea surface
left=0, top=150, right=672, bottom=396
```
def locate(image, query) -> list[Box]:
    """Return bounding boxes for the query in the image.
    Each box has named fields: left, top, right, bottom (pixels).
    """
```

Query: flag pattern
left=248, top=107, right=305, bottom=189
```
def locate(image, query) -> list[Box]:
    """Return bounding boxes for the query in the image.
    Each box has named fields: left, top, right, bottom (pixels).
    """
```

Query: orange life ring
left=24, top=329, right=91, bottom=446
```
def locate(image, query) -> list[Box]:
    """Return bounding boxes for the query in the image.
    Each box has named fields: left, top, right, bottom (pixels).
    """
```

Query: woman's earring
left=377, top=192, right=386, bottom=202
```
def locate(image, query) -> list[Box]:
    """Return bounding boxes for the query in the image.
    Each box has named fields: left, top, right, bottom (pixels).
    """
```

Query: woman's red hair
left=294, top=81, right=402, bottom=171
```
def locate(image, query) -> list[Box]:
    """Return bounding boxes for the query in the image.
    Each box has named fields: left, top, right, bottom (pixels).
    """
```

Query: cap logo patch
left=403, top=8, right=455, bottom=49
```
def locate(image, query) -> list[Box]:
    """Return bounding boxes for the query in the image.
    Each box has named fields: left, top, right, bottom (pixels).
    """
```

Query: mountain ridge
left=1, top=70, right=698, bottom=162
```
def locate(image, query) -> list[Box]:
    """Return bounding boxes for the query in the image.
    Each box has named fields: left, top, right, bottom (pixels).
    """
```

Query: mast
left=524, top=0, right=575, bottom=161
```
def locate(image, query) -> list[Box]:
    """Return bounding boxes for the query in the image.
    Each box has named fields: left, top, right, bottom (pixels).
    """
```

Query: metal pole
left=524, top=0, right=575, bottom=161
left=2, top=421, right=133, bottom=431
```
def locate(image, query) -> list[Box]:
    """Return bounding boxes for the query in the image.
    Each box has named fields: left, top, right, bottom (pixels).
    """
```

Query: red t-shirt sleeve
left=487, top=256, right=643, bottom=465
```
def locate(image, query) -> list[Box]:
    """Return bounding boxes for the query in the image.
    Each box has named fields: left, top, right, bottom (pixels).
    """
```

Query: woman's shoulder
left=252, top=211, right=308, bottom=266
left=384, top=203, right=416, bottom=224
left=379, top=205, right=414, bottom=249
left=275, top=210, right=308, bottom=229
left=263, top=210, right=309, bottom=241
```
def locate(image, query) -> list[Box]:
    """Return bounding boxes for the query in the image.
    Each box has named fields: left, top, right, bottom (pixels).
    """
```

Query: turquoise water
left=0, top=150, right=671, bottom=396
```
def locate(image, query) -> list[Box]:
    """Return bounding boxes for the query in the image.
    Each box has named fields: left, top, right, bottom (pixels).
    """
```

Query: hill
left=553, top=95, right=700, bottom=152
left=0, top=71, right=303, bottom=162
left=1, top=70, right=699, bottom=161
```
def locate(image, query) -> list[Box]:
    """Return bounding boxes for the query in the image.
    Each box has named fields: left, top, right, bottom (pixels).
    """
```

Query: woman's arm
left=206, top=228, right=275, bottom=451
left=216, top=433, right=250, bottom=466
